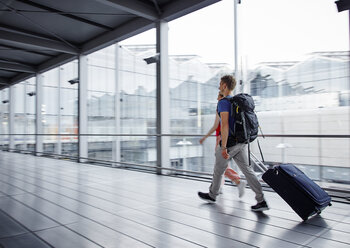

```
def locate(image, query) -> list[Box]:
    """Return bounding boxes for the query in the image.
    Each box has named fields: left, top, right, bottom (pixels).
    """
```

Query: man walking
left=198, top=75, right=269, bottom=211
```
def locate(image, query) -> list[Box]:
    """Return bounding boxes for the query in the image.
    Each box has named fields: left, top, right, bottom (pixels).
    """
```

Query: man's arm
left=220, top=112, right=230, bottom=159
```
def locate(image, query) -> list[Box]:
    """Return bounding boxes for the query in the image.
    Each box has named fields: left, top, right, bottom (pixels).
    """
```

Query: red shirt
left=215, top=123, right=221, bottom=136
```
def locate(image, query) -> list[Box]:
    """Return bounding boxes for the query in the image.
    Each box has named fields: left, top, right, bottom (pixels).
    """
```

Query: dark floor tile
left=93, top=214, right=216, bottom=248
left=1, top=151, right=349, bottom=248
left=66, top=218, right=151, bottom=248
left=0, top=197, right=59, bottom=231
left=0, top=182, right=27, bottom=196
left=321, top=229, right=350, bottom=244
left=35, top=226, right=102, bottom=248
left=136, top=205, right=314, bottom=245
left=0, top=210, right=27, bottom=239
left=307, top=237, right=350, bottom=248
left=116, top=208, right=303, bottom=248
left=12, top=194, right=81, bottom=225
left=0, top=233, right=51, bottom=248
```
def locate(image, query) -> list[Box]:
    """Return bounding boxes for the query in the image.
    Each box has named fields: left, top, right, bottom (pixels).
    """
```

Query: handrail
left=0, top=133, right=350, bottom=138
left=259, top=134, right=350, bottom=138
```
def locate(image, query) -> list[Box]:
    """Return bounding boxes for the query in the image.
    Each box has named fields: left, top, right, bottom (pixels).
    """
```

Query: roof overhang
left=0, top=0, right=220, bottom=90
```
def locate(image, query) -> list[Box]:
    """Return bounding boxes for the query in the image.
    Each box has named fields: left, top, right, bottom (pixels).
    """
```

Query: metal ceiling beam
left=94, top=0, right=159, bottom=21
left=0, top=44, right=53, bottom=57
left=5, top=53, right=76, bottom=86
left=161, top=0, right=220, bottom=21
left=4, top=55, right=77, bottom=87
left=16, top=0, right=113, bottom=31
left=0, top=23, right=57, bottom=41
left=81, top=17, right=155, bottom=55
left=2, top=0, right=77, bottom=50
left=150, top=0, right=162, bottom=15
left=0, top=72, right=33, bottom=90
left=0, top=77, right=9, bottom=85
left=8, top=73, right=33, bottom=86
left=37, top=54, right=76, bottom=73
left=0, top=61, right=35, bottom=73
left=0, top=57, right=35, bottom=67
left=0, top=30, right=78, bottom=54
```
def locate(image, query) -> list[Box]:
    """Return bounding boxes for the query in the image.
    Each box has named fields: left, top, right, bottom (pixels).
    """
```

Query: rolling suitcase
left=250, top=154, right=332, bottom=221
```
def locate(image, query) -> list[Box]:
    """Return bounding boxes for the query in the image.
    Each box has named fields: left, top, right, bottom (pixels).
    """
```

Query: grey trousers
left=208, top=143, right=265, bottom=203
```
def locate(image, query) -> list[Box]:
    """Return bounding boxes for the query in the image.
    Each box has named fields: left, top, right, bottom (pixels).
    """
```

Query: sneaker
left=251, top=200, right=269, bottom=212
left=198, top=192, right=216, bottom=203
left=237, top=180, right=247, bottom=198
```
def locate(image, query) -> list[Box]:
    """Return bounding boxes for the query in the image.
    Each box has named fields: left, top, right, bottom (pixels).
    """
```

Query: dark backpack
left=227, top=93, right=259, bottom=144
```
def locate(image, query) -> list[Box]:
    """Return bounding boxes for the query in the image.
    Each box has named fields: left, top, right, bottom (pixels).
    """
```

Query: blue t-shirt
left=217, top=96, right=234, bottom=135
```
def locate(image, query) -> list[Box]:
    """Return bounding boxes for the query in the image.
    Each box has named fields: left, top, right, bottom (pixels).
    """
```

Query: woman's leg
left=224, top=167, right=240, bottom=184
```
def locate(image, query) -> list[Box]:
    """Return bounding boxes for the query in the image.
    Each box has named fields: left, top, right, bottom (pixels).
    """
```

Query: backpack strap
left=220, top=97, right=235, bottom=137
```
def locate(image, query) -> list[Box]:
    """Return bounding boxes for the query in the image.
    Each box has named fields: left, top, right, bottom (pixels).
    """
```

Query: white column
left=156, top=21, right=170, bottom=174
left=348, top=11, right=350, bottom=149
left=57, top=68, right=62, bottom=155
left=233, top=0, right=240, bottom=93
left=78, top=55, right=88, bottom=162
left=0, top=91, right=3, bottom=147
left=197, top=81, right=201, bottom=128
left=8, top=86, right=15, bottom=150
left=113, top=44, right=121, bottom=164
left=23, top=82, right=28, bottom=150
left=35, top=74, right=43, bottom=155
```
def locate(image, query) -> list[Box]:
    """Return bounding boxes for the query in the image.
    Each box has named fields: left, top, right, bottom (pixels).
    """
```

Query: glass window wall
left=0, top=88, right=9, bottom=150
left=119, top=44, right=156, bottom=166
left=167, top=1, right=233, bottom=174
left=60, top=61, right=78, bottom=157
left=86, top=34, right=158, bottom=165
left=41, top=60, right=78, bottom=156
left=13, top=78, right=36, bottom=152
left=87, top=45, right=117, bottom=162
left=42, top=68, right=59, bottom=154
left=0, top=0, right=348, bottom=189
left=240, top=0, right=350, bottom=185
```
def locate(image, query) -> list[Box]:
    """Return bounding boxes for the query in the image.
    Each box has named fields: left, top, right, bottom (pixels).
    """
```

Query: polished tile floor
left=0, top=151, right=349, bottom=248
